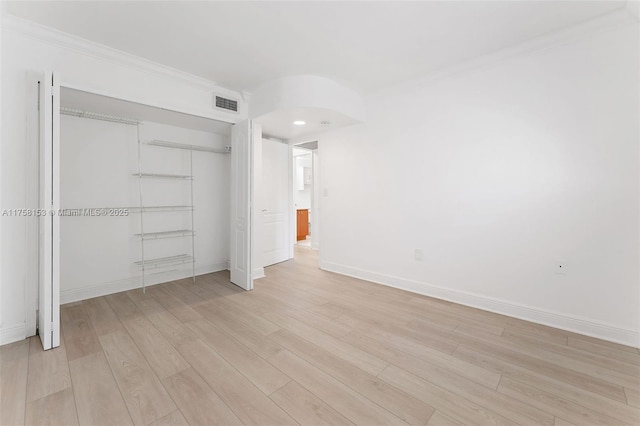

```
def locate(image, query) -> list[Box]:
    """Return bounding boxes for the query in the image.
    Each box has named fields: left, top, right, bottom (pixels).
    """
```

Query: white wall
left=318, top=23, right=640, bottom=346
left=59, top=118, right=229, bottom=303
left=0, top=18, right=241, bottom=344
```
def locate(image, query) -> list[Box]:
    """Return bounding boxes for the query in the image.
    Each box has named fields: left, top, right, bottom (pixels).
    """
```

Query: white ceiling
left=256, top=106, right=358, bottom=140
left=6, top=1, right=627, bottom=96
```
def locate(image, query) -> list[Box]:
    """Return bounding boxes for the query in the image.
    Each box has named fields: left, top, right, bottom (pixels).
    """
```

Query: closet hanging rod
left=146, top=139, right=231, bottom=154
left=60, top=107, right=140, bottom=125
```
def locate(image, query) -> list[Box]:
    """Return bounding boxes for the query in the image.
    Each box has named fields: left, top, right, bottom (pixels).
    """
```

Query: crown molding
left=1, top=14, right=220, bottom=91
left=368, top=8, right=638, bottom=101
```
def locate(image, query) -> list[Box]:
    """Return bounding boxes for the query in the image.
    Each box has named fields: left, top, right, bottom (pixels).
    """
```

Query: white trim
left=320, top=261, right=640, bottom=348
left=0, top=323, right=27, bottom=346
left=253, top=267, right=266, bottom=280
left=368, top=8, right=638, bottom=101
left=60, top=262, right=228, bottom=304
left=2, top=15, right=218, bottom=91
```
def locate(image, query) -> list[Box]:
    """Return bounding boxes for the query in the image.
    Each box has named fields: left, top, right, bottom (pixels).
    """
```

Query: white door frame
left=290, top=143, right=319, bottom=253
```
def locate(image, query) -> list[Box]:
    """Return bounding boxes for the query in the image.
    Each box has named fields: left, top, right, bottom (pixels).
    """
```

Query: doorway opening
left=293, top=147, right=312, bottom=247
left=292, top=140, right=318, bottom=256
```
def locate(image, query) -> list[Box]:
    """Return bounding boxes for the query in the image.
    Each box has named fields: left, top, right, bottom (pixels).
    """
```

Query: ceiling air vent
left=215, top=95, right=239, bottom=113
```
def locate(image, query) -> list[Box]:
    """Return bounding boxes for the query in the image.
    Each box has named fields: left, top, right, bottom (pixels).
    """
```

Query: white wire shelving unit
left=135, top=137, right=231, bottom=292
left=61, top=106, right=231, bottom=293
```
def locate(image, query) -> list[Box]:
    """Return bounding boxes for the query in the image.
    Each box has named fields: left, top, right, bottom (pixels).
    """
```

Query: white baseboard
left=253, top=267, right=266, bottom=280
left=60, top=262, right=228, bottom=304
left=0, top=323, right=27, bottom=346
left=321, top=261, right=640, bottom=348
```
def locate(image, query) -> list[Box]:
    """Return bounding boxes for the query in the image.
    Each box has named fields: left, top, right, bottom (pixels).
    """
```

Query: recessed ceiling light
left=293, top=120, right=306, bottom=126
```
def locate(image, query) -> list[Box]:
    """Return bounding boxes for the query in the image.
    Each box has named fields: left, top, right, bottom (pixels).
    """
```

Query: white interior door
left=39, top=71, right=60, bottom=350
left=261, top=139, right=291, bottom=267
left=230, top=120, right=253, bottom=290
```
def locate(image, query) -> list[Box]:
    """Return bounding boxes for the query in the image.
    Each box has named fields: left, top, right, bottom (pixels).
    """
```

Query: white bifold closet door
left=38, top=71, right=61, bottom=350
left=230, top=120, right=256, bottom=290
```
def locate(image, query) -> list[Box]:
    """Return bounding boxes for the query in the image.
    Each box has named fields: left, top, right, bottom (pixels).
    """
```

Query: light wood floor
left=1, top=247, right=639, bottom=426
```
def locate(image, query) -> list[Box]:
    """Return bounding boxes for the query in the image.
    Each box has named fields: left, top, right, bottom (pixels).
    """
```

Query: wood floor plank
left=554, top=418, right=578, bottom=426
left=161, top=368, right=243, bottom=425
left=270, top=380, right=355, bottom=426
left=453, top=344, right=640, bottom=425
left=455, top=322, right=505, bottom=338
left=262, top=309, right=389, bottom=376
left=68, top=352, right=133, bottom=426
left=270, top=328, right=434, bottom=426
left=147, top=410, right=190, bottom=426
left=61, top=303, right=102, bottom=361
left=82, top=297, right=125, bottom=336
left=567, top=335, right=639, bottom=354
left=257, top=276, right=330, bottom=307
left=269, top=349, right=408, bottom=425
left=625, top=387, right=640, bottom=409
left=201, top=297, right=281, bottom=335
left=378, top=364, right=514, bottom=426
left=280, top=306, right=352, bottom=338
left=450, top=331, right=628, bottom=403
left=426, top=411, right=465, bottom=426
left=187, top=318, right=291, bottom=395
left=497, top=376, right=628, bottom=426
left=502, top=329, right=640, bottom=379
left=99, top=330, right=176, bottom=425
left=307, top=303, right=351, bottom=320
left=0, top=339, right=30, bottom=426
left=121, top=315, right=190, bottom=379
left=126, top=289, right=167, bottom=316
left=567, top=336, right=640, bottom=365
left=192, top=302, right=285, bottom=359
left=26, top=336, right=72, bottom=402
left=146, top=310, right=198, bottom=346
left=25, top=388, right=78, bottom=426
left=344, top=332, right=553, bottom=425
left=176, top=339, right=296, bottom=425
left=105, top=292, right=144, bottom=320
left=339, top=310, right=459, bottom=355
left=494, top=330, right=640, bottom=391
left=357, top=327, right=501, bottom=388
left=146, top=286, right=202, bottom=323
left=161, top=280, right=207, bottom=306
left=175, top=278, right=223, bottom=304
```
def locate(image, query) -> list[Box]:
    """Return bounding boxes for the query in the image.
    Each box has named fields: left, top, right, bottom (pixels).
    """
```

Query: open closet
left=58, top=88, right=233, bottom=301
